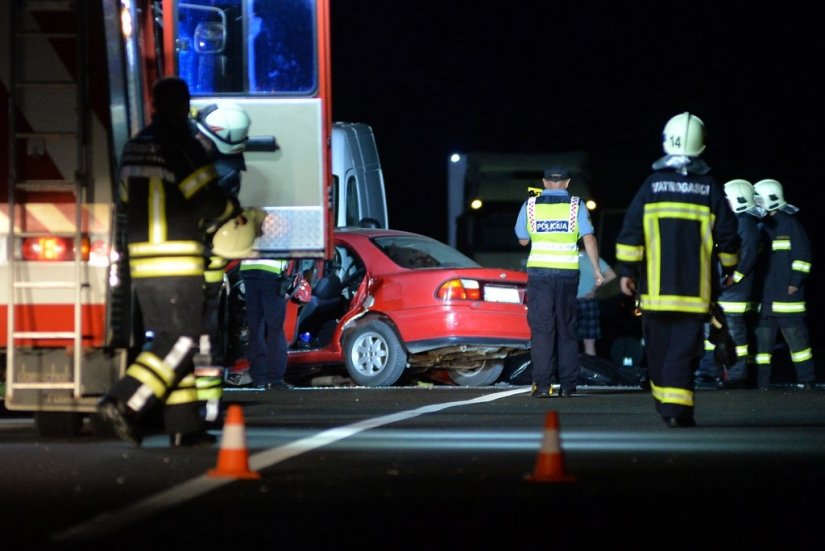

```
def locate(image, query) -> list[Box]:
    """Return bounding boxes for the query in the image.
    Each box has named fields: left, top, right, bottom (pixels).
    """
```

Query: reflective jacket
left=615, top=170, right=740, bottom=315
left=717, top=212, right=760, bottom=314
left=757, top=211, right=812, bottom=316
left=525, top=195, right=581, bottom=270
left=119, top=116, right=238, bottom=279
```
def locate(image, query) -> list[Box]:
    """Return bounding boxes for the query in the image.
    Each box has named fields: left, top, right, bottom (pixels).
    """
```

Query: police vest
left=525, top=195, right=580, bottom=270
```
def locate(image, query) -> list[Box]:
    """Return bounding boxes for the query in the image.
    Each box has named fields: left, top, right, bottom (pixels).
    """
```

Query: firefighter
left=752, top=179, right=815, bottom=391
left=97, top=77, right=240, bottom=447
left=192, top=103, right=252, bottom=418
left=615, top=112, right=740, bottom=427
left=696, top=179, right=763, bottom=388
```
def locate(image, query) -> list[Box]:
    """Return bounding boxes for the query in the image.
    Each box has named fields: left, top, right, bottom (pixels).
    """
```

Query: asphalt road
left=2, top=383, right=824, bottom=549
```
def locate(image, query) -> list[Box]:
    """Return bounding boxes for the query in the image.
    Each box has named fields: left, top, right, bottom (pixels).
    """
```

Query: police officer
left=696, top=179, right=762, bottom=388
left=240, top=257, right=294, bottom=390
left=616, top=112, right=740, bottom=427
left=752, top=179, right=815, bottom=391
left=515, top=167, right=605, bottom=398
left=97, top=77, right=239, bottom=447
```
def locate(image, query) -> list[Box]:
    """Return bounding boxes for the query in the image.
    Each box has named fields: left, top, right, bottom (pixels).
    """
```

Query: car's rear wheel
left=447, top=359, right=505, bottom=386
left=344, top=320, right=407, bottom=386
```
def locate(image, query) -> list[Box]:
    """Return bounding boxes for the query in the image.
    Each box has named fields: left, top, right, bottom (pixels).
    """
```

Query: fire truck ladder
left=6, top=0, right=89, bottom=399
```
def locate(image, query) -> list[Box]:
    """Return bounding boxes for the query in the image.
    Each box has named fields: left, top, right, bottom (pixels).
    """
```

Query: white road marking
left=52, top=387, right=529, bottom=542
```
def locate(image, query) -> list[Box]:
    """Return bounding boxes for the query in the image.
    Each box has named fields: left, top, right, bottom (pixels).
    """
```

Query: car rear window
left=373, top=236, right=480, bottom=269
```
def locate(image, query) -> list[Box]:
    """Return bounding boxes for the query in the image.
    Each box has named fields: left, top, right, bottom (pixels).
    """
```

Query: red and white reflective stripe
left=0, top=204, right=111, bottom=233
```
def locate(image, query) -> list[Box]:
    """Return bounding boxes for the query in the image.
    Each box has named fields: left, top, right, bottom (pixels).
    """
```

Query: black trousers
left=107, top=274, right=206, bottom=435
left=643, top=312, right=703, bottom=421
left=527, top=271, right=579, bottom=390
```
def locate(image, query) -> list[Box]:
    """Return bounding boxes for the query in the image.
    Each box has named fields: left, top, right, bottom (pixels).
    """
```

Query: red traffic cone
left=525, top=410, right=576, bottom=483
left=208, top=404, right=261, bottom=479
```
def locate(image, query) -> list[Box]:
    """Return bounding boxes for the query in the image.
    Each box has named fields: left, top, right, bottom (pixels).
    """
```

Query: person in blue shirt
left=576, top=240, right=617, bottom=356
left=515, top=167, right=605, bottom=398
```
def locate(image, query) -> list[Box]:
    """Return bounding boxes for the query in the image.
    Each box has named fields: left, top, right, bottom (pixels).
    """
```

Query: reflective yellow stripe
left=791, top=348, right=813, bottom=363
left=717, top=251, right=738, bottom=268
left=196, top=376, right=224, bottom=401
left=735, top=344, right=749, bottom=358
left=704, top=340, right=715, bottom=351
left=732, top=271, right=744, bottom=283
left=148, top=178, right=166, bottom=243
left=772, top=239, right=791, bottom=251
left=772, top=301, right=806, bottom=314
left=650, top=381, right=694, bottom=407
left=754, top=353, right=771, bottom=365
left=642, top=202, right=715, bottom=309
left=792, top=260, right=811, bottom=273
left=129, top=241, right=205, bottom=257
left=718, top=301, right=750, bottom=314
left=640, top=294, right=708, bottom=314
left=166, top=374, right=199, bottom=405
left=207, top=256, right=229, bottom=270
left=616, top=243, right=644, bottom=262
left=131, top=257, right=205, bottom=278
left=179, top=165, right=218, bottom=199
left=134, top=351, right=176, bottom=386
left=125, top=364, right=167, bottom=398
left=204, top=269, right=224, bottom=283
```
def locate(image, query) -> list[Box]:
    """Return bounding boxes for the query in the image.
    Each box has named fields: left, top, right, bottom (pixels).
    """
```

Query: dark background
left=328, top=3, right=823, bottom=373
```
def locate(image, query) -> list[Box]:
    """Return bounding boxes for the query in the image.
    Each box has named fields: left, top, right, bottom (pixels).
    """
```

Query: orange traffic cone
left=208, top=404, right=261, bottom=479
left=525, top=410, right=576, bottom=483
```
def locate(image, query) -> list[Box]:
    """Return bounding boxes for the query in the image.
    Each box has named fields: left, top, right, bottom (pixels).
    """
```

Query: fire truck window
left=250, top=0, right=316, bottom=93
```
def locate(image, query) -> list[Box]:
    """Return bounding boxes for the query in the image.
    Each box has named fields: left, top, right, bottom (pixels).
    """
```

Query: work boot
left=530, top=383, right=553, bottom=398
left=170, top=431, right=217, bottom=447
left=97, top=397, right=142, bottom=447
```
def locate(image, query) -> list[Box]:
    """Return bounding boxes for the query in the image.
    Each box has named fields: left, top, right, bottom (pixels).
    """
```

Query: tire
left=343, top=320, right=407, bottom=387
left=448, top=359, right=505, bottom=386
left=34, top=412, right=83, bottom=438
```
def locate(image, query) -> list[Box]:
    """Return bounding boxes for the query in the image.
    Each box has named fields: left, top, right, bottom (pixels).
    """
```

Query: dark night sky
left=329, top=2, right=825, bottom=349
left=329, top=3, right=823, bottom=244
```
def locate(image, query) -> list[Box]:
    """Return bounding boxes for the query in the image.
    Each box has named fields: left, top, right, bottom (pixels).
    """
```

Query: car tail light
left=437, top=278, right=481, bottom=301
left=21, top=235, right=91, bottom=261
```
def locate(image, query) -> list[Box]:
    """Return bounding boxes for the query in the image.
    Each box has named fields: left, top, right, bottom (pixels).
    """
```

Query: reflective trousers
left=107, top=274, right=207, bottom=435
left=643, top=312, right=703, bottom=421
left=754, top=316, right=815, bottom=388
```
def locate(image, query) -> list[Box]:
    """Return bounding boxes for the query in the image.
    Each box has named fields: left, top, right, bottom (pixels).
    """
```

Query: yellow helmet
left=210, top=208, right=265, bottom=258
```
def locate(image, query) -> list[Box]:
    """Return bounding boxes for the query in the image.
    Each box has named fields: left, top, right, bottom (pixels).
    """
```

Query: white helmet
left=723, top=179, right=755, bottom=213
left=196, top=103, right=251, bottom=155
left=662, top=112, right=706, bottom=157
left=210, top=208, right=265, bottom=258
left=753, top=179, right=787, bottom=212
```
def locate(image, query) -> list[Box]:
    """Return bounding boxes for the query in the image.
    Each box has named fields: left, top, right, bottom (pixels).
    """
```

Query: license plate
left=484, top=285, right=520, bottom=303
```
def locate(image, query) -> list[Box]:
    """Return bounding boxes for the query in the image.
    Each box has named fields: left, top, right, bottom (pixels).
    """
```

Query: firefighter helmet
left=723, top=179, right=755, bottom=213
left=210, top=208, right=265, bottom=258
left=753, top=179, right=787, bottom=212
left=196, top=103, right=251, bottom=155
left=662, top=112, right=706, bottom=157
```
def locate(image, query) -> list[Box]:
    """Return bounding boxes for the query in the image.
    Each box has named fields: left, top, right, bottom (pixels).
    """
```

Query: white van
left=332, top=122, right=388, bottom=229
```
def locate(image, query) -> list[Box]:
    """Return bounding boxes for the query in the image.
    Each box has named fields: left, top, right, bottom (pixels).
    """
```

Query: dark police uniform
left=515, top=189, right=595, bottom=396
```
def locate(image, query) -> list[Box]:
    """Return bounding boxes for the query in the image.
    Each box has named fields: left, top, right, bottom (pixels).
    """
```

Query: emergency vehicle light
left=21, top=236, right=91, bottom=261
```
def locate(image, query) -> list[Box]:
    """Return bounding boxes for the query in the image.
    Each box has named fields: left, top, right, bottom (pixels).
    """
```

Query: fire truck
left=1, top=0, right=334, bottom=436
